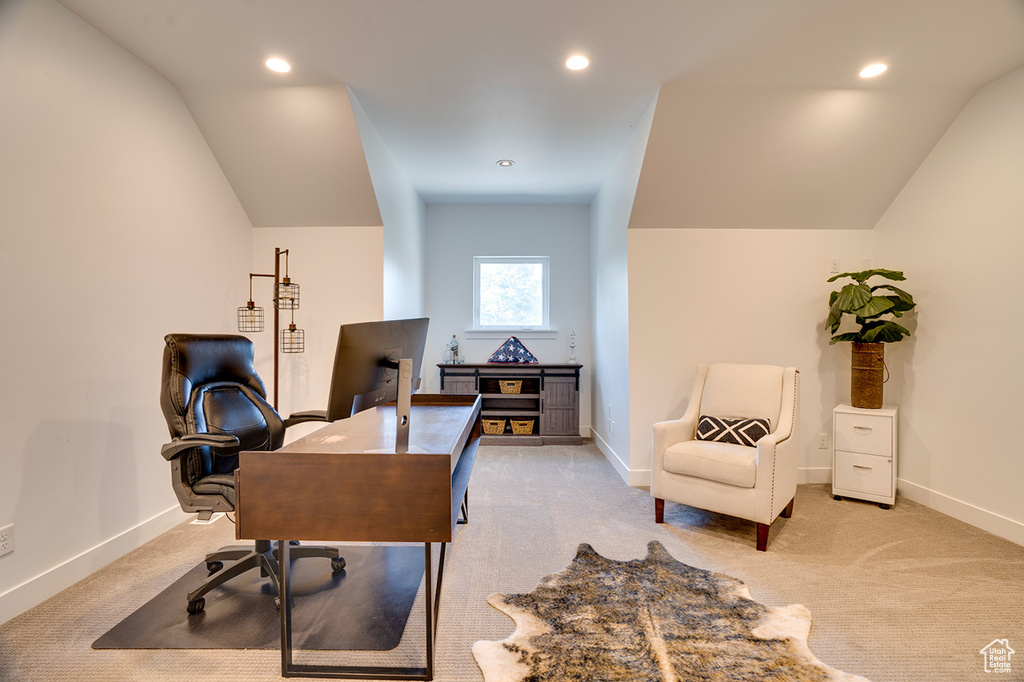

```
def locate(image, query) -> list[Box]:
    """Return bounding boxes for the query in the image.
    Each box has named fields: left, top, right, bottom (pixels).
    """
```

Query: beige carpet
left=1, top=443, right=1022, bottom=681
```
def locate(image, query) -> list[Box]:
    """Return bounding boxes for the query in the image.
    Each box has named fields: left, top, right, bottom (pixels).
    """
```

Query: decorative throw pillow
left=696, top=415, right=771, bottom=447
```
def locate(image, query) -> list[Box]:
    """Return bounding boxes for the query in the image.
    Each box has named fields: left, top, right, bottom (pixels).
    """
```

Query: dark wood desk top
left=282, top=394, right=480, bottom=460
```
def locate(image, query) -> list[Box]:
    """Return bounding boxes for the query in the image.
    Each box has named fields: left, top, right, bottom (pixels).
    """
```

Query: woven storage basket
left=498, top=380, right=522, bottom=394
left=482, top=418, right=506, bottom=435
left=510, top=419, right=534, bottom=435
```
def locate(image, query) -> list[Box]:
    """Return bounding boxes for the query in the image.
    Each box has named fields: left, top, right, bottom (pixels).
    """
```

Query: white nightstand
left=832, top=404, right=897, bottom=509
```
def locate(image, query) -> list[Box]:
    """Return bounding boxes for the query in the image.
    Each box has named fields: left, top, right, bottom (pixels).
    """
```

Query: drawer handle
left=853, top=465, right=872, bottom=471
left=853, top=425, right=873, bottom=431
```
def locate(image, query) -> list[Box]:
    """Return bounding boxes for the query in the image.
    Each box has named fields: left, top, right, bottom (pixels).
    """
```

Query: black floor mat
left=92, top=544, right=424, bottom=651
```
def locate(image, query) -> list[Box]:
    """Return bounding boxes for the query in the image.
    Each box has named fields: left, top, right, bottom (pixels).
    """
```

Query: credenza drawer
left=834, top=412, right=893, bottom=456
left=833, top=450, right=892, bottom=498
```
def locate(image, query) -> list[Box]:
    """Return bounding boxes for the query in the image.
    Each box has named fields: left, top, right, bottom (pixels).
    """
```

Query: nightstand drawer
left=834, top=451, right=892, bottom=497
left=834, top=412, right=893, bottom=456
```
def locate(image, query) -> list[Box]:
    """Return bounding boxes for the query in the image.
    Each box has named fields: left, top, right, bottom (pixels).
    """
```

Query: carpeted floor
left=1, top=443, right=1022, bottom=681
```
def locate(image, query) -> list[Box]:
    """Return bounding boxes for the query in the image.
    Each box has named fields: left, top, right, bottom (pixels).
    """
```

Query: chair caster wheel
left=206, top=560, right=223, bottom=574
left=274, top=597, right=281, bottom=611
left=187, top=598, right=205, bottom=615
left=331, top=557, right=346, bottom=573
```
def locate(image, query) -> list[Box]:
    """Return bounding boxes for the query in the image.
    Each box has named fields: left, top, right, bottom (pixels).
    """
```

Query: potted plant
left=826, top=268, right=916, bottom=408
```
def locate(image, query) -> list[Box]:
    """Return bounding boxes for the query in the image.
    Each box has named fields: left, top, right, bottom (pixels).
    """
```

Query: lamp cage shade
left=281, top=324, right=305, bottom=353
left=237, top=303, right=265, bottom=332
left=275, top=281, right=300, bottom=310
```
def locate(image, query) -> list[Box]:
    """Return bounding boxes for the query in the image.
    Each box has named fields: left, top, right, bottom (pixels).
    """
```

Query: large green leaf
left=852, top=296, right=895, bottom=319
left=872, top=284, right=915, bottom=306
left=860, top=320, right=911, bottom=343
left=825, top=298, right=844, bottom=333
left=826, top=268, right=906, bottom=284
left=835, top=283, right=872, bottom=312
left=829, top=332, right=861, bottom=345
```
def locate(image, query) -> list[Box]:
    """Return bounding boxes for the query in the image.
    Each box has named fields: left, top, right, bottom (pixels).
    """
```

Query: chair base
left=654, top=496, right=795, bottom=552
left=185, top=540, right=344, bottom=614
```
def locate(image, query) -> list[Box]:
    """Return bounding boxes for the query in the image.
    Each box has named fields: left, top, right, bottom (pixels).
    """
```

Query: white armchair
left=651, top=363, right=799, bottom=551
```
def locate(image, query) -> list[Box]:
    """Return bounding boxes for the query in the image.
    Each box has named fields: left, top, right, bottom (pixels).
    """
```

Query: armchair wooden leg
left=781, top=497, right=795, bottom=518
left=756, top=523, right=770, bottom=551
left=655, top=498, right=665, bottom=524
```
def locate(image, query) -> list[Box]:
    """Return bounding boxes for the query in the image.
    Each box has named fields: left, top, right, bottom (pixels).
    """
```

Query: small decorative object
left=568, top=330, right=576, bottom=363
left=488, top=336, right=538, bottom=364
left=826, top=268, right=916, bottom=409
left=445, top=334, right=463, bottom=364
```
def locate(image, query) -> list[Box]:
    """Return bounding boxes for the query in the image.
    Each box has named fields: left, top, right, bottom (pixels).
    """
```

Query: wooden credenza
left=438, top=363, right=583, bottom=445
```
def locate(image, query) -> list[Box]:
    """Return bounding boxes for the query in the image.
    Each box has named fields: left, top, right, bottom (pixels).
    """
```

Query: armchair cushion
left=663, top=440, right=757, bottom=488
left=696, top=415, right=771, bottom=447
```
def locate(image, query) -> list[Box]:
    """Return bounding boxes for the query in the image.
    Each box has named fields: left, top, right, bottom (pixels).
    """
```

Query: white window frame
left=473, top=256, right=550, bottom=331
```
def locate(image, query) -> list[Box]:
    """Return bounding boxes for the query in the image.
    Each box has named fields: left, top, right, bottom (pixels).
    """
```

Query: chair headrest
left=161, top=334, right=268, bottom=436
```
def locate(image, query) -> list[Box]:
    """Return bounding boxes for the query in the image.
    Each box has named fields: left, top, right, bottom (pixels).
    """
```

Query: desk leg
left=280, top=539, right=293, bottom=677
left=424, top=543, right=433, bottom=680
left=277, top=540, right=448, bottom=680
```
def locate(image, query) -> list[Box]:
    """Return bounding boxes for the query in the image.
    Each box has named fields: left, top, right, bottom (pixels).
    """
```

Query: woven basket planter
left=851, top=342, right=886, bottom=409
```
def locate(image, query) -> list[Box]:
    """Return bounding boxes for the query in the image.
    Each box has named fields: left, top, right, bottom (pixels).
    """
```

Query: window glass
left=474, top=257, right=549, bottom=329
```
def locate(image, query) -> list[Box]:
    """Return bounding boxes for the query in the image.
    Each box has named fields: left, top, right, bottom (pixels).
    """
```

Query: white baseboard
left=0, top=506, right=187, bottom=625
left=897, top=478, right=1024, bottom=547
left=799, top=467, right=832, bottom=485
left=592, top=428, right=634, bottom=484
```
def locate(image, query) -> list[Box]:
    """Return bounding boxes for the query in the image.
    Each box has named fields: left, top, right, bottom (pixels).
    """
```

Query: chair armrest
left=161, top=433, right=240, bottom=461
left=652, top=416, right=697, bottom=471
left=284, top=410, right=329, bottom=428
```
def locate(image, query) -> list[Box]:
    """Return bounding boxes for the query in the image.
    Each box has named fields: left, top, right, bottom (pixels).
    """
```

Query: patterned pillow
left=696, top=415, right=771, bottom=447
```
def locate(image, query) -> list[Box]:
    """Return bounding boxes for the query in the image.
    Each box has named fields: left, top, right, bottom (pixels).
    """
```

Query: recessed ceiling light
left=859, top=63, right=887, bottom=78
left=496, top=159, right=515, bottom=167
left=565, top=55, right=590, bottom=71
left=265, top=58, right=291, bottom=73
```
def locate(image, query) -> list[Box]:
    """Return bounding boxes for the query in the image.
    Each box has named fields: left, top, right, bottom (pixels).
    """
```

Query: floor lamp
left=236, top=247, right=304, bottom=410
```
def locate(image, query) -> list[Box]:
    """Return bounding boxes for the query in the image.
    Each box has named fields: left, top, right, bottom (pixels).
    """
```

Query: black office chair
left=159, top=333, right=345, bottom=615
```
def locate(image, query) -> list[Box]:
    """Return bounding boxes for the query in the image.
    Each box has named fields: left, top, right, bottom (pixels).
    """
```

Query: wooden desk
left=236, top=393, right=482, bottom=680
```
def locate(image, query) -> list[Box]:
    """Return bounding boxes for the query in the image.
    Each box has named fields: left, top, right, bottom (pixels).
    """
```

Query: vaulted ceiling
left=56, top=0, right=1024, bottom=228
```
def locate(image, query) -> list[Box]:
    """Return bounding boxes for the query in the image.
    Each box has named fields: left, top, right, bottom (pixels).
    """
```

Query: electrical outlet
left=830, top=257, right=841, bottom=274
left=0, top=523, right=13, bottom=558
left=817, top=433, right=828, bottom=449
left=610, top=420, right=616, bottom=437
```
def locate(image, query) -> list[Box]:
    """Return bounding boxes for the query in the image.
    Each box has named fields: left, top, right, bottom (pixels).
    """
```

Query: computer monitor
left=325, top=317, right=429, bottom=422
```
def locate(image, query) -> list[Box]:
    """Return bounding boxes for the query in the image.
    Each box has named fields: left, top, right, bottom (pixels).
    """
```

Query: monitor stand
left=395, top=358, right=412, bottom=453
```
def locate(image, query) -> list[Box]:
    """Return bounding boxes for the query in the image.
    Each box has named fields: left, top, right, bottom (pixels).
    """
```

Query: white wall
left=0, top=0, right=253, bottom=623
left=423, top=204, right=591, bottom=432
left=349, top=89, right=427, bottom=321
left=249, top=227, right=384, bottom=427
left=628, top=229, right=874, bottom=485
left=590, top=94, right=659, bottom=482
left=871, top=65, right=1024, bottom=543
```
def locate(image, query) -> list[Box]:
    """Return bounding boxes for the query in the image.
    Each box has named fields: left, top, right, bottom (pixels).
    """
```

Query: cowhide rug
left=473, top=541, right=870, bottom=682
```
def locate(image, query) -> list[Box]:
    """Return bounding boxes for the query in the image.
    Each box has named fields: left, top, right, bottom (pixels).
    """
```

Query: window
left=473, top=256, right=550, bottom=330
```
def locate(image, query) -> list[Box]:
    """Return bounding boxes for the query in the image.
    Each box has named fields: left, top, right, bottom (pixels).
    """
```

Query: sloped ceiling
left=180, top=84, right=381, bottom=227
left=55, top=0, right=1024, bottom=229
left=630, top=1, right=1024, bottom=229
